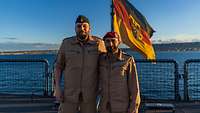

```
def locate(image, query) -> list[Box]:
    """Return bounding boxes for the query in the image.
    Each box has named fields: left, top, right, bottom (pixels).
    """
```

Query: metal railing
left=135, top=59, right=181, bottom=102
left=1, top=58, right=200, bottom=102
left=184, top=59, right=200, bottom=101
left=0, top=59, right=49, bottom=96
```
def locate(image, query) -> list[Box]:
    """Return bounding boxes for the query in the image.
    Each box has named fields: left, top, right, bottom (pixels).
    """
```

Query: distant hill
left=153, top=42, right=200, bottom=51
left=0, top=50, right=57, bottom=55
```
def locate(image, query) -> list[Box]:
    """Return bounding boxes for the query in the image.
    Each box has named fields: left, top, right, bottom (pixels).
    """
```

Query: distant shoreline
left=153, top=42, right=200, bottom=51
left=0, top=42, right=200, bottom=55
left=0, top=48, right=199, bottom=55
left=0, top=50, right=58, bottom=55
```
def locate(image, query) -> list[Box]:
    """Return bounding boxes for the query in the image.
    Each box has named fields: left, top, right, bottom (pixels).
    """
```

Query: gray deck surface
left=1, top=94, right=200, bottom=113
left=174, top=102, right=200, bottom=113
left=0, top=94, right=57, bottom=113
left=142, top=101, right=200, bottom=113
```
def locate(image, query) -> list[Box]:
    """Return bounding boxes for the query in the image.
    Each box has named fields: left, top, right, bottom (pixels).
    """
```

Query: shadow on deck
left=0, top=94, right=57, bottom=113
left=141, top=101, right=200, bottom=113
left=174, top=102, right=200, bottom=113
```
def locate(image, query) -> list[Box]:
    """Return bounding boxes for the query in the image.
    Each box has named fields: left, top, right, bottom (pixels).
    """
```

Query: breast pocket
left=66, top=50, right=80, bottom=55
left=119, top=66, right=128, bottom=79
left=65, top=50, right=81, bottom=66
left=113, top=65, right=128, bottom=81
left=87, top=48, right=98, bottom=55
left=86, top=48, right=99, bottom=66
left=113, top=63, right=127, bottom=75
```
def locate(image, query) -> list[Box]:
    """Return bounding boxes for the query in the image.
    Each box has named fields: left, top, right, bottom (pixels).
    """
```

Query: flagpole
left=111, top=0, right=114, bottom=32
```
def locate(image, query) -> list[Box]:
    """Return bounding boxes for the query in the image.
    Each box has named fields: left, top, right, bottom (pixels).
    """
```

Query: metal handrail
left=0, top=59, right=50, bottom=96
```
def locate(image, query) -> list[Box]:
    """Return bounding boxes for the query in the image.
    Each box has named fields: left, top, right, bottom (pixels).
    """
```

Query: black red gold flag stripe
left=113, top=0, right=156, bottom=60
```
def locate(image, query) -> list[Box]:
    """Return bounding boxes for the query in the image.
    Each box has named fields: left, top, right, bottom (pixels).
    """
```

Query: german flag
left=113, top=0, right=156, bottom=59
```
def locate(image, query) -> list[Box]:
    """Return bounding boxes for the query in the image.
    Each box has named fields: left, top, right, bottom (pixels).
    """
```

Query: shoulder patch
left=122, top=51, right=132, bottom=57
left=122, top=51, right=133, bottom=60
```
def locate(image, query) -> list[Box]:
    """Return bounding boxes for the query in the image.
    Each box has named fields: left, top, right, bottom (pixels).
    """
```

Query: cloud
left=2, top=37, right=18, bottom=41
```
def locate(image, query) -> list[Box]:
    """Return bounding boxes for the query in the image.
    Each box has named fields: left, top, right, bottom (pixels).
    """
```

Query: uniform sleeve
left=55, top=40, right=66, bottom=70
left=97, top=54, right=105, bottom=94
left=128, top=57, right=141, bottom=113
left=98, top=39, right=107, bottom=53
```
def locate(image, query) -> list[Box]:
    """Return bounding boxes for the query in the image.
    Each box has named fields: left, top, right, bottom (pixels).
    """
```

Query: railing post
left=51, top=70, right=55, bottom=96
left=44, top=59, right=49, bottom=96
left=183, top=61, right=189, bottom=101
left=174, top=62, right=181, bottom=101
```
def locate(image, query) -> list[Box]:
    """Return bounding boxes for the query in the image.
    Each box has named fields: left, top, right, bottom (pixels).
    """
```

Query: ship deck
left=0, top=94, right=200, bottom=113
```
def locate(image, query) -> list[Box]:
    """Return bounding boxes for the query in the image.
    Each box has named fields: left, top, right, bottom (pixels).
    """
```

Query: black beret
left=75, top=15, right=90, bottom=24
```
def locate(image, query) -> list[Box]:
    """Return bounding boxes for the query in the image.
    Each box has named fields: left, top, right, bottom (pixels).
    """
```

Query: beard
left=106, top=46, right=118, bottom=53
left=77, top=31, right=89, bottom=41
left=106, top=47, right=113, bottom=53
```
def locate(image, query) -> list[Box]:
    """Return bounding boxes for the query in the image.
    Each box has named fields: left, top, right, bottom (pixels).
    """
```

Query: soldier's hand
left=54, top=87, right=64, bottom=102
left=128, top=108, right=138, bottom=113
left=131, top=109, right=138, bottom=113
left=131, top=110, right=136, bottom=113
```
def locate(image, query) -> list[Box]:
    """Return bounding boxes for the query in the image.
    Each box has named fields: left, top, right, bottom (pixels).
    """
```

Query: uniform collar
left=117, top=49, right=124, bottom=61
left=106, top=49, right=124, bottom=61
left=72, top=35, right=96, bottom=45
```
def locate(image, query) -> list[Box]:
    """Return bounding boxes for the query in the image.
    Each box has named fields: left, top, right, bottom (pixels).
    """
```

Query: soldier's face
left=75, top=22, right=90, bottom=40
left=104, top=37, right=120, bottom=53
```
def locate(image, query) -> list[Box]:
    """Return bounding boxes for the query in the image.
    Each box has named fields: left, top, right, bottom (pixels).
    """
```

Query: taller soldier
left=54, top=15, right=106, bottom=113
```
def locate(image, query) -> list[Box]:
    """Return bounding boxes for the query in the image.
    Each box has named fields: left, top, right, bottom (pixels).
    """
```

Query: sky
left=0, top=0, right=200, bottom=45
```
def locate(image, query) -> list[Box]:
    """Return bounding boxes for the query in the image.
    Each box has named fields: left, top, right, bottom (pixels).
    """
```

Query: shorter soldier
left=98, top=32, right=140, bottom=113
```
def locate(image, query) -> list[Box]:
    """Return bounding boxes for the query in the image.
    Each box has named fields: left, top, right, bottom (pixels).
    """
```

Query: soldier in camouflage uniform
left=54, top=15, right=106, bottom=113
left=98, top=32, right=140, bottom=113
